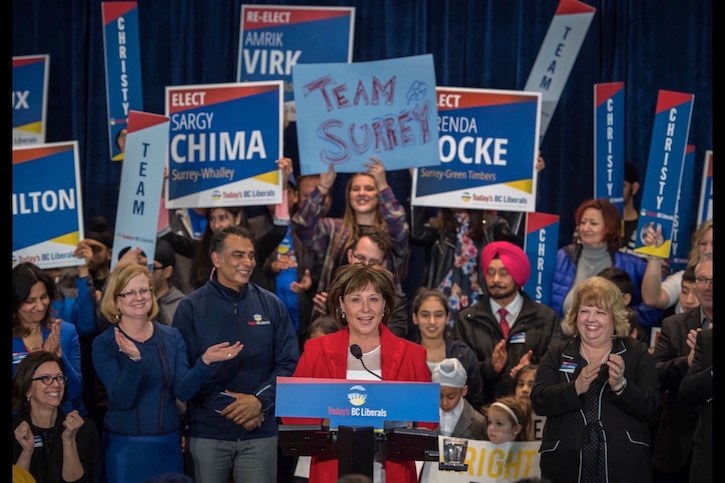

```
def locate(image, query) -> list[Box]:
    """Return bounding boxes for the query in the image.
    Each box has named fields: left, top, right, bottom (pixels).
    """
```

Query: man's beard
left=487, top=284, right=518, bottom=301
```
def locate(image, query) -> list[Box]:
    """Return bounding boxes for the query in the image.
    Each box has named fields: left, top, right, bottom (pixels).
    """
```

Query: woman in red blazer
left=283, top=263, right=436, bottom=483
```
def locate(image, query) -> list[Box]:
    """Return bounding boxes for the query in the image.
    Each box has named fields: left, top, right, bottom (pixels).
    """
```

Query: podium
left=276, top=377, right=440, bottom=480
left=277, top=424, right=440, bottom=480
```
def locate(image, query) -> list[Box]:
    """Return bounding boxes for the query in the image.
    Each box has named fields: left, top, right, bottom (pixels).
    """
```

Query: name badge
left=509, top=332, right=526, bottom=344
left=559, top=361, right=577, bottom=374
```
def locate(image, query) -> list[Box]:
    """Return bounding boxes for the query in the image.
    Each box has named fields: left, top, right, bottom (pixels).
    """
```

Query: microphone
left=350, top=344, right=383, bottom=380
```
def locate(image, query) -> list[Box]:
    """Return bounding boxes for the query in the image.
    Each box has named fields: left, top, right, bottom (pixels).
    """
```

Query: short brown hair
left=326, top=264, right=397, bottom=327
left=100, top=263, right=159, bottom=322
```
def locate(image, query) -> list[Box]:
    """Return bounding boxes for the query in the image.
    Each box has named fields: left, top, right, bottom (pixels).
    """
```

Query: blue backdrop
left=12, top=0, right=713, bottom=253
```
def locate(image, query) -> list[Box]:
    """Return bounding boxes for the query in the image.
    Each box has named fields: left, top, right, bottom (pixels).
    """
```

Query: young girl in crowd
left=514, top=364, right=538, bottom=400
left=486, top=395, right=533, bottom=444
left=514, top=364, right=541, bottom=440
left=411, top=288, right=485, bottom=410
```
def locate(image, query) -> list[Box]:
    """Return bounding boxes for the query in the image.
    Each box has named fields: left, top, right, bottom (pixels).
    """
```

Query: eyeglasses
left=695, top=276, right=713, bottom=287
left=32, top=374, right=67, bottom=385
left=116, top=287, right=153, bottom=299
left=352, top=252, right=382, bottom=266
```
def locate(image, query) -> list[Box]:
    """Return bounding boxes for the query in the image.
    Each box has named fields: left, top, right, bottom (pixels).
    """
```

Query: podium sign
left=276, top=377, right=439, bottom=429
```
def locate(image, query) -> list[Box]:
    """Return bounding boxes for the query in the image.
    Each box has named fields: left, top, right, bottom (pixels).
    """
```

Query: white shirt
left=490, top=292, right=524, bottom=327
left=439, top=397, right=465, bottom=436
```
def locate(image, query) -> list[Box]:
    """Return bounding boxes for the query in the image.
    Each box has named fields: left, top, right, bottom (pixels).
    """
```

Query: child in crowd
left=431, top=358, right=487, bottom=440
left=676, top=266, right=700, bottom=313
left=486, top=395, right=532, bottom=444
left=514, top=364, right=537, bottom=400
left=307, top=315, right=339, bottom=340
left=514, top=364, right=543, bottom=440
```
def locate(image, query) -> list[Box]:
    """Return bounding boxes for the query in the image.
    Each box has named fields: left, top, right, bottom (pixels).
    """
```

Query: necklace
left=23, top=325, right=43, bottom=352
left=580, top=344, right=611, bottom=365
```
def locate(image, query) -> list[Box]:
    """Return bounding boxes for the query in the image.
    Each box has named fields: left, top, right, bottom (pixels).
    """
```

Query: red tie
left=498, top=308, right=510, bottom=340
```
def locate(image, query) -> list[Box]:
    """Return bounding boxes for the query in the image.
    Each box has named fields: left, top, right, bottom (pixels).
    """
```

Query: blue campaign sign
left=523, top=213, right=559, bottom=306
left=633, top=90, right=694, bottom=258
left=276, top=377, right=439, bottom=429
left=293, top=54, right=440, bottom=175
left=13, top=142, right=84, bottom=269
left=13, top=55, right=49, bottom=145
left=111, top=111, right=169, bottom=271
left=412, top=87, right=540, bottom=212
left=594, top=83, right=625, bottom=215
left=165, top=81, right=283, bottom=208
left=102, top=2, right=143, bottom=161
left=237, top=5, right=355, bottom=105
left=670, top=145, right=697, bottom=272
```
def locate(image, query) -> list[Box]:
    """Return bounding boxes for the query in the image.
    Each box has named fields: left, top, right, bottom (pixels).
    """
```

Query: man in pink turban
left=451, top=241, right=562, bottom=405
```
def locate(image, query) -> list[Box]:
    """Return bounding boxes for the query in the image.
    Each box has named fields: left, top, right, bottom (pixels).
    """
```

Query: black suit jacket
left=651, top=308, right=702, bottom=472
left=679, top=328, right=713, bottom=483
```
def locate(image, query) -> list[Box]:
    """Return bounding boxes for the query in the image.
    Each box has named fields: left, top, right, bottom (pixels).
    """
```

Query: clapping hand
left=271, top=254, right=297, bottom=274
left=686, top=328, right=701, bottom=366
left=114, top=327, right=141, bottom=360
left=575, top=362, right=601, bottom=395
left=202, top=341, right=244, bottom=365
left=291, top=269, right=312, bottom=293
left=509, top=350, right=534, bottom=379
left=43, top=319, right=62, bottom=357
left=606, top=354, right=626, bottom=393
left=491, top=339, right=507, bottom=373
left=312, top=291, right=329, bottom=315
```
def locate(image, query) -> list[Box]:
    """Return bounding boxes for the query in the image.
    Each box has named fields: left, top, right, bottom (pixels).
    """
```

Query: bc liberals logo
left=461, top=192, right=471, bottom=202
left=348, top=385, right=367, bottom=406
left=247, top=313, right=271, bottom=326
left=211, top=190, right=222, bottom=201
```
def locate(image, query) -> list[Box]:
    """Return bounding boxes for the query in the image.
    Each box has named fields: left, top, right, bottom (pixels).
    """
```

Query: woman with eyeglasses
left=13, top=350, right=101, bottom=483
left=13, top=262, right=85, bottom=415
left=92, top=263, right=244, bottom=482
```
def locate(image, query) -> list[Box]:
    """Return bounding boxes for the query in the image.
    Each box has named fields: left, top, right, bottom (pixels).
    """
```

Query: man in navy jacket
left=173, top=225, right=300, bottom=483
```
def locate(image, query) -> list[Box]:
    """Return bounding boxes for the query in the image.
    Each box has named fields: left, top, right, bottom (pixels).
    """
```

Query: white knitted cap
left=431, top=358, right=468, bottom=388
